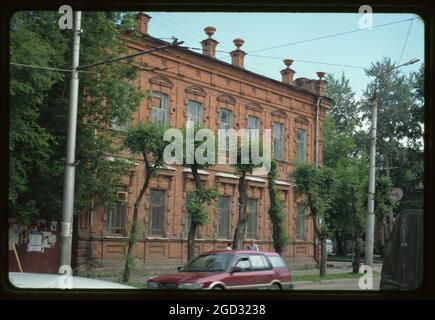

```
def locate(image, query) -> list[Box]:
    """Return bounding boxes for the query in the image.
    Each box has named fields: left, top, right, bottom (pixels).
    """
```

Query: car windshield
left=184, top=253, right=234, bottom=272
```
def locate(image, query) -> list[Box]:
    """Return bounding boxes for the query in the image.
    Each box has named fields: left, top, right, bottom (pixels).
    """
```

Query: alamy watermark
left=163, top=121, right=272, bottom=174
left=359, top=5, right=373, bottom=29
left=358, top=265, right=373, bottom=290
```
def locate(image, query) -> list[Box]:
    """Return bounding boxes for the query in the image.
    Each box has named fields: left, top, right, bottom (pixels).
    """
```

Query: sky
left=147, top=12, right=424, bottom=100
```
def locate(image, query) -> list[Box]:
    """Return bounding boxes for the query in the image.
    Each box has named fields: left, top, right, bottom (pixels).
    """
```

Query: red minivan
left=146, top=250, right=293, bottom=290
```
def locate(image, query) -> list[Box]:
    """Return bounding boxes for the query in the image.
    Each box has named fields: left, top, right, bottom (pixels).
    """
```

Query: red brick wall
left=76, top=32, right=328, bottom=273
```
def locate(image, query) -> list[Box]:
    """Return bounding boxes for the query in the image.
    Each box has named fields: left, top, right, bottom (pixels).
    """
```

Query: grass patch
left=293, top=271, right=380, bottom=282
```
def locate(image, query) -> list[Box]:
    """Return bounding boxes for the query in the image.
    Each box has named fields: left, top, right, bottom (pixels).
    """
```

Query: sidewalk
left=291, top=259, right=383, bottom=277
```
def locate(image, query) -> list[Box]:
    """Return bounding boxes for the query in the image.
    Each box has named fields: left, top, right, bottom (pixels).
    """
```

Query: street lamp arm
left=77, top=40, right=184, bottom=70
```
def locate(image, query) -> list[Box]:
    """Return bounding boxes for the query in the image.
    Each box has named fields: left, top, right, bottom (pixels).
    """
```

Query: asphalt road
left=294, top=278, right=381, bottom=291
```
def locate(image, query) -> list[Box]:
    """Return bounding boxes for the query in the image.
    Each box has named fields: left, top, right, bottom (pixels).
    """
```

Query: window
left=267, top=255, right=288, bottom=268
left=296, top=128, right=307, bottom=162
left=247, top=115, right=260, bottom=141
left=187, top=100, right=203, bottom=127
left=245, top=199, right=258, bottom=239
left=107, top=195, right=127, bottom=235
left=151, top=92, right=169, bottom=126
left=217, top=196, right=231, bottom=238
left=219, top=109, right=233, bottom=151
left=273, top=122, right=284, bottom=160
left=185, top=193, right=200, bottom=238
left=296, top=204, right=306, bottom=240
left=186, top=253, right=234, bottom=272
left=235, top=258, right=252, bottom=272
left=249, top=255, right=269, bottom=271
left=149, top=190, right=166, bottom=236
left=110, top=117, right=130, bottom=132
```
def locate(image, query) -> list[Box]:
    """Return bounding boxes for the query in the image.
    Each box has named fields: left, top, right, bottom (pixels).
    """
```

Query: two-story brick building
left=75, top=13, right=332, bottom=277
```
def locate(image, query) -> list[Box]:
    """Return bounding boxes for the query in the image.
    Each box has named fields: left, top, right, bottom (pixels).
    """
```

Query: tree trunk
left=352, top=237, right=362, bottom=273
left=233, top=172, right=247, bottom=250
left=187, top=221, right=198, bottom=263
left=123, top=165, right=151, bottom=282
left=320, top=236, right=327, bottom=278
left=187, top=165, right=203, bottom=262
left=350, top=185, right=362, bottom=273
left=311, top=212, right=327, bottom=277
left=335, top=230, right=345, bottom=256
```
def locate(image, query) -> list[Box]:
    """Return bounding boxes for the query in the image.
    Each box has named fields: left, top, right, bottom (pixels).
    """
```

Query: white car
left=9, top=272, right=135, bottom=289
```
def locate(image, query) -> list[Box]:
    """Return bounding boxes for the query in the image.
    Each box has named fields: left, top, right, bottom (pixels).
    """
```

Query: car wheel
left=270, top=283, right=281, bottom=290
left=212, top=285, right=224, bottom=290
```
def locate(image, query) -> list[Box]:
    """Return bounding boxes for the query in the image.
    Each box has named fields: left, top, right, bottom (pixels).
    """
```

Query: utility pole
left=364, top=58, right=419, bottom=267
left=365, top=92, right=377, bottom=267
left=60, top=11, right=82, bottom=268
left=59, top=11, right=184, bottom=269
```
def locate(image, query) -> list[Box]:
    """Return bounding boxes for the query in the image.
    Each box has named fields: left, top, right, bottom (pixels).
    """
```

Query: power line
left=151, top=13, right=276, bottom=70
left=187, top=47, right=365, bottom=70
left=247, top=54, right=366, bottom=70
left=247, top=17, right=416, bottom=54
left=10, top=62, right=98, bottom=73
left=10, top=62, right=72, bottom=73
left=397, top=18, right=414, bottom=65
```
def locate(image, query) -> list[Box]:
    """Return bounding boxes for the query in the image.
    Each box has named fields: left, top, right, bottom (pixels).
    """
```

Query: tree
left=324, top=73, right=360, bottom=133
left=183, top=125, right=218, bottom=262
left=122, top=123, right=168, bottom=282
left=10, top=12, right=142, bottom=225
left=374, top=175, right=398, bottom=254
left=267, top=161, right=289, bottom=255
left=231, top=138, right=263, bottom=250
left=360, top=57, right=423, bottom=193
left=289, top=164, right=335, bottom=277
left=323, top=73, right=362, bottom=256
left=330, top=158, right=367, bottom=272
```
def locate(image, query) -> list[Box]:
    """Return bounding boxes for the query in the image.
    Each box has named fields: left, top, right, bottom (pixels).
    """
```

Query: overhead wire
left=247, top=17, right=416, bottom=54
left=397, top=18, right=414, bottom=65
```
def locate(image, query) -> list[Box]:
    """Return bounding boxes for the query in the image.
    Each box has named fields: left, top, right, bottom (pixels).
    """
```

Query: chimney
left=316, top=72, right=326, bottom=96
left=201, top=26, right=219, bottom=58
left=136, top=12, right=152, bottom=34
left=230, top=38, right=246, bottom=68
left=280, top=59, right=296, bottom=84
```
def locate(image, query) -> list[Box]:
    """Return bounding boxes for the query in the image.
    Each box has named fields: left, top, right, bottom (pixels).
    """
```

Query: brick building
left=75, top=13, right=332, bottom=276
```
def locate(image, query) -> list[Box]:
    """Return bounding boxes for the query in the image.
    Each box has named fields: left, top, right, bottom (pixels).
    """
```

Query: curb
left=293, top=277, right=381, bottom=286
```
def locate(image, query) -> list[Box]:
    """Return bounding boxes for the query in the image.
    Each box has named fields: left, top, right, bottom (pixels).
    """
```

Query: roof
left=128, top=31, right=333, bottom=104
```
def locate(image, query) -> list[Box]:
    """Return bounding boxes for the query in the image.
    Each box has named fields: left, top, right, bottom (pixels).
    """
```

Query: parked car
left=146, top=250, right=293, bottom=290
left=9, top=272, right=135, bottom=289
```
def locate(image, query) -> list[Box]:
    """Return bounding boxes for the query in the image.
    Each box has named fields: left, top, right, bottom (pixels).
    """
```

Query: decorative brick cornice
left=149, top=75, right=174, bottom=88
left=216, top=93, right=237, bottom=105
left=295, top=116, right=309, bottom=125
left=272, top=109, right=288, bottom=119
left=245, top=101, right=263, bottom=112
left=185, top=85, right=207, bottom=97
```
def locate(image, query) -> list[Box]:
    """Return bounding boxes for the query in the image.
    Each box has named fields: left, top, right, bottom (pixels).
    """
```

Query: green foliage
left=124, top=123, right=167, bottom=173
left=360, top=57, right=423, bottom=191
left=186, top=187, right=219, bottom=226
left=232, top=137, right=264, bottom=175
left=328, top=157, right=367, bottom=240
left=182, top=125, right=219, bottom=221
left=289, top=163, right=335, bottom=237
left=323, top=116, right=358, bottom=168
left=9, top=11, right=142, bottom=223
left=324, top=72, right=360, bottom=132
left=267, top=161, right=289, bottom=254
left=374, top=175, right=398, bottom=220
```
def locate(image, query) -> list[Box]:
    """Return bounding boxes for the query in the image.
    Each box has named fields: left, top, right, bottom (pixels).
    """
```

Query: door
left=223, top=257, right=257, bottom=289
left=248, top=254, right=275, bottom=289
